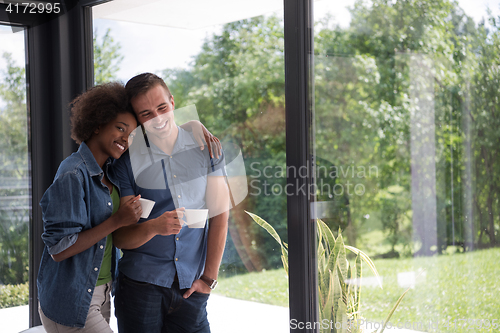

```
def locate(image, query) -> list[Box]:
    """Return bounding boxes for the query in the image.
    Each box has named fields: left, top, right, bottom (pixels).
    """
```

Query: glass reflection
left=0, top=24, right=30, bottom=332
left=314, top=1, right=500, bottom=332
left=92, top=2, right=288, bottom=332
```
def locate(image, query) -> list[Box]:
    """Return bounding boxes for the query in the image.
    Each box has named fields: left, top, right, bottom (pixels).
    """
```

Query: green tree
left=467, top=13, right=500, bottom=247
left=0, top=52, right=29, bottom=285
left=0, top=52, right=27, bottom=179
left=315, top=0, right=500, bottom=255
left=93, top=28, right=123, bottom=84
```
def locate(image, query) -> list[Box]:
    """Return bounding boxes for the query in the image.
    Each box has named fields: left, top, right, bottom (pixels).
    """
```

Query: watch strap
left=200, top=274, right=218, bottom=290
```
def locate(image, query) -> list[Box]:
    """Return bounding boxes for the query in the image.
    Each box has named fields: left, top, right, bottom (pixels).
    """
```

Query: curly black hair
left=69, top=82, right=136, bottom=144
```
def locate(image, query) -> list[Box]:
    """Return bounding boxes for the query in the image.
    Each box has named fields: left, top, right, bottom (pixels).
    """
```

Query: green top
left=96, top=185, right=119, bottom=286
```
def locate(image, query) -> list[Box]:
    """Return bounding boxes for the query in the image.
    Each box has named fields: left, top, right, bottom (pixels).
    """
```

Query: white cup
left=138, top=198, right=155, bottom=218
left=184, top=209, right=209, bottom=228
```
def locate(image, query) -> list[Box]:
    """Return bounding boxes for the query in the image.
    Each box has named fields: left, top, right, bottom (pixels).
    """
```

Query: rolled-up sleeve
left=208, top=150, right=227, bottom=177
left=40, top=171, right=87, bottom=255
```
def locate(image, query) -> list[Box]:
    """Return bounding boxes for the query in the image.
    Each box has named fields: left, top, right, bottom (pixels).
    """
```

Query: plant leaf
left=334, top=233, right=348, bottom=281
left=332, top=268, right=342, bottom=318
left=317, top=219, right=336, bottom=252
left=246, top=210, right=289, bottom=276
left=281, top=246, right=289, bottom=276
left=246, top=211, right=283, bottom=245
left=378, top=287, right=411, bottom=333
left=336, top=298, right=348, bottom=333
left=355, top=253, right=362, bottom=314
left=345, top=245, right=382, bottom=288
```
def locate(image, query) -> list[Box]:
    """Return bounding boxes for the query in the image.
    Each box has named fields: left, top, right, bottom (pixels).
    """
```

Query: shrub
left=0, top=282, right=29, bottom=308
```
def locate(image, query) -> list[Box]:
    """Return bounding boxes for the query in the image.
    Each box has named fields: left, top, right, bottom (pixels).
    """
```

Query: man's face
left=131, top=84, right=175, bottom=141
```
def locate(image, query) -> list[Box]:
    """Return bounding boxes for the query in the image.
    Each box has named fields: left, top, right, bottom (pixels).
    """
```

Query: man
left=112, top=73, right=230, bottom=333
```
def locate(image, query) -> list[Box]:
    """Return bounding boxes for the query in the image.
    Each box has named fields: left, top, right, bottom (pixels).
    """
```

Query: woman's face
left=93, top=112, right=138, bottom=160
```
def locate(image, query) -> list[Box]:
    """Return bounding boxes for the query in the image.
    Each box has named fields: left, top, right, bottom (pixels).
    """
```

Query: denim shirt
left=113, top=127, right=226, bottom=289
left=37, top=142, right=120, bottom=328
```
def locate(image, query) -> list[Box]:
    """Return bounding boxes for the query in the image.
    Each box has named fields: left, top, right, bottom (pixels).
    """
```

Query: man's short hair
left=125, top=73, right=172, bottom=100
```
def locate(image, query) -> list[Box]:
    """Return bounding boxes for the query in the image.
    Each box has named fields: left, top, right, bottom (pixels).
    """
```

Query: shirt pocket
left=134, top=163, right=168, bottom=190
left=176, top=167, right=208, bottom=205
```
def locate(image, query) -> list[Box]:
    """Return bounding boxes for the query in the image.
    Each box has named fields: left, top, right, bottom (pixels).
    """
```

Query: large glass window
left=92, top=1, right=289, bottom=331
left=0, top=24, right=30, bottom=333
left=313, top=0, right=500, bottom=332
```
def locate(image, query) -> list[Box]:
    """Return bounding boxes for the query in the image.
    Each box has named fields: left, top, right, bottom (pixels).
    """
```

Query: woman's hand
left=200, top=124, right=222, bottom=159
left=114, top=195, right=142, bottom=227
left=180, top=120, right=222, bottom=159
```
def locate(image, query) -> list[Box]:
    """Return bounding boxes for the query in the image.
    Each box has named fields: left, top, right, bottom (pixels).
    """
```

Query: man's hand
left=113, top=195, right=142, bottom=227
left=152, top=208, right=185, bottom=236
left=183, top=278, right=211, bottom=299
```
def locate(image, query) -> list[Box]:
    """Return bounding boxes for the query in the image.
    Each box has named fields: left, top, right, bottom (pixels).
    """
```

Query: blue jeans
left=114, top=273, right=210, bottom=333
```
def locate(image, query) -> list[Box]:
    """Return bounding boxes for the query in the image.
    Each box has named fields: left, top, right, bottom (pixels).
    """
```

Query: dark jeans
left=114, top=273, right=210, bottom=333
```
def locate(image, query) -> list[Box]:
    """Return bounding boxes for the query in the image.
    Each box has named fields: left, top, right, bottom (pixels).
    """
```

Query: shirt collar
left=78, top=142, right=108, bottom=177
left=136, top=126, right=198, bottom=156
left=172, top=127, right=197, bottom=154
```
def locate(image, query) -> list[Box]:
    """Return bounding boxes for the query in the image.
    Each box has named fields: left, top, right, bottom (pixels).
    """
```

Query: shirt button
left=94, top=267, right=98, bottom=271
left=88, top=289, right=92, bottom=293
left=170, top=156, right=173, bottom=159
left=108, top=202, right=111, bottom=206
left=175, top=258, right=179, bottom=261
left=178, top=195, right=181, bottom=198
left=176, top=237, right=179, bottom=241
left=100, top=245, right=104, bottom=249
left=173, top=175, right=177, bottom=178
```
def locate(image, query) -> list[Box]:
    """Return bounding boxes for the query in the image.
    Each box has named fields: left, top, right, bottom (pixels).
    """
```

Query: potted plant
left=246, top=211, right=410, bottom=333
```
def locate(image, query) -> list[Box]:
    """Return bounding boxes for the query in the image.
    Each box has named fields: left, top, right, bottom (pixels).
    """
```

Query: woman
left=37, top=82, right=219, bottom=332
left=37, top=82, right=141, bottom=332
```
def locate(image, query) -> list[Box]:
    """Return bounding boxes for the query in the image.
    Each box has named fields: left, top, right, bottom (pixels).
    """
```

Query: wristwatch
left=200, top=274, right=218, bottom=290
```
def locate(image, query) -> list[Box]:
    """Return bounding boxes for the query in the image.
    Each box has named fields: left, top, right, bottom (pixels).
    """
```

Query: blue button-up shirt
left=113, top=127, right=225, bottom=289
left=37, top=142, right=119, bottom=328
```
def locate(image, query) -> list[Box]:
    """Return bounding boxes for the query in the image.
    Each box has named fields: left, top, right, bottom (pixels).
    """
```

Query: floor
left=0, top=295, right=290, bottom=333
left=1, top=295, right=422, bottom=333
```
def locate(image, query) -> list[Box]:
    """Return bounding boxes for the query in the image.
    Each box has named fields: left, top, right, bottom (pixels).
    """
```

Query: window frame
left=284, top=0, right=318, bottom=332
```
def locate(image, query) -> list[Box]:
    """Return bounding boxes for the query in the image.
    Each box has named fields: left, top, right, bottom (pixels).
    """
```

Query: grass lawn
left=215, top=247, right=500, bottom=332
left=215, top=268, right=289, bottom=307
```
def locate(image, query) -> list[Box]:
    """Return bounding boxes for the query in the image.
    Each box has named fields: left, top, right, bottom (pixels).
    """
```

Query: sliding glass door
left=313, top=1, right=500, bottom=332
left=92, top=1, right=290, bottom=331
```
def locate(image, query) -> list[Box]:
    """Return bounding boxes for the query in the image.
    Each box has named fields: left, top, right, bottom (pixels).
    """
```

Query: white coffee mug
left=183, top=209, right=209, bottom=228
left=138, top=198, right=155, bottom=218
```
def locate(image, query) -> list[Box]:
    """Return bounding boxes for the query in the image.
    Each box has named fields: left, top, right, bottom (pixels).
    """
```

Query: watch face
left=211, top=280, right=218, bottom=290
